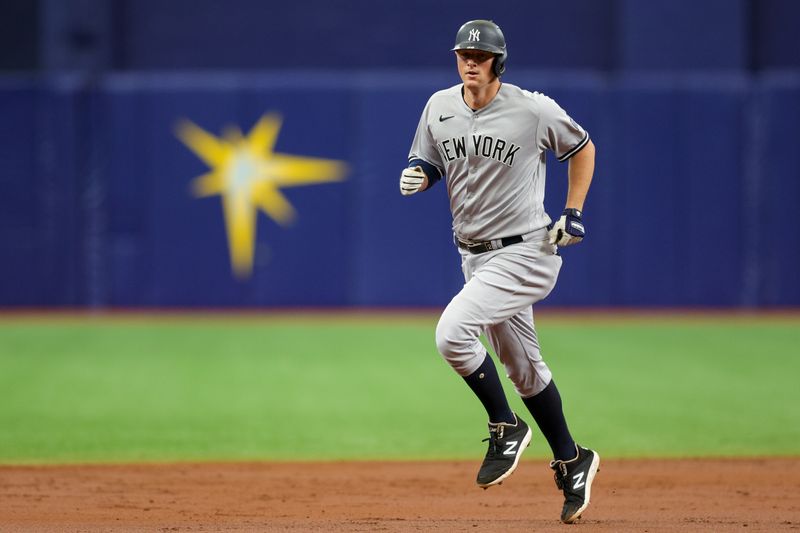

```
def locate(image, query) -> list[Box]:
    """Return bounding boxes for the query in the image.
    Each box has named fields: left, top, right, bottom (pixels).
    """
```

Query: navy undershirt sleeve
left=408, top=158, right=443, bottom=190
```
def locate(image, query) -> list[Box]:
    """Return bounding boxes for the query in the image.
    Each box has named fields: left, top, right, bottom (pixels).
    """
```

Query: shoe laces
left=482, top=425, right=505, bottom=454
left=551, top=461, right=569, bottom=490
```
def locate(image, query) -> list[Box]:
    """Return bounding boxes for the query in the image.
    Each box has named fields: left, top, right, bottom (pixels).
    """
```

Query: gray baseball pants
left=435, top=228, right=562, bottom=398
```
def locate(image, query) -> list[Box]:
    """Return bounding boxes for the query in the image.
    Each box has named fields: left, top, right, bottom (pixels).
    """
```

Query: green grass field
left=1, top=312, right=798, bottom=464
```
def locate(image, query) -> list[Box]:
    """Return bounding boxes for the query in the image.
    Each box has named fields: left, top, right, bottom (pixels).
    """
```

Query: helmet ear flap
left=493, top=52, right=506, bottom=77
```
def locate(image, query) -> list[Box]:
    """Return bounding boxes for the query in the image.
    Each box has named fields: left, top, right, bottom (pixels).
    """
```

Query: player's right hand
left=400, top=166, right=428, bottom=196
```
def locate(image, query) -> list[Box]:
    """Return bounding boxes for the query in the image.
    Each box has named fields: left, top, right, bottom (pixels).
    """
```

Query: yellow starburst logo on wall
left=176, top=114, right=348, bottom=279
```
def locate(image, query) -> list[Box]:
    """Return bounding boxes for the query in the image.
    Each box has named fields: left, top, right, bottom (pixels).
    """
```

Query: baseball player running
left=400, top=20, right=599, bottom=524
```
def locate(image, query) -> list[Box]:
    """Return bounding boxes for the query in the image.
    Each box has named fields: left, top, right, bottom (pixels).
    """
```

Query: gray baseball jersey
left=408, top=83, right=589, bottom=242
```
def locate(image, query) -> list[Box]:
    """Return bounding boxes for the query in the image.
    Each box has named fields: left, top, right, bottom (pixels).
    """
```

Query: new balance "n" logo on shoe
left=476, top=414, right=532, bottom=488
left=504, top=440, right=520, bottom=455
left=550, top=445, right=600, bottom=523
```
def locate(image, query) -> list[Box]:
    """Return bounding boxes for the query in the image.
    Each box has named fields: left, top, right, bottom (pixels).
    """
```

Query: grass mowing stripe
left=0, top=315, right=798, bottom=463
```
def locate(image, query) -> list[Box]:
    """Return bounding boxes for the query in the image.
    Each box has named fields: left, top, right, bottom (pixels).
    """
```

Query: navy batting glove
left=548, top=208, right=585, bottom=247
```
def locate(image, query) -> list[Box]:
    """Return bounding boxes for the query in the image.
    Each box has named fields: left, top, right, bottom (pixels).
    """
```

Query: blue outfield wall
left=1, top=71, right=798, bottom=308
left=36, top=0, right=800, bottom=71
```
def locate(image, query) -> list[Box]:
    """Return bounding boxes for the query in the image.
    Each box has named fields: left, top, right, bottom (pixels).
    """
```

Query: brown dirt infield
left=1, top=458, right=799, bottom=532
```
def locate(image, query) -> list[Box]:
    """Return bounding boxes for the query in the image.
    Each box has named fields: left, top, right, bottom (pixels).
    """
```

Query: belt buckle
left=460, top=238, right=493, bottom=254
left=467, top=241, right=491, bottom=254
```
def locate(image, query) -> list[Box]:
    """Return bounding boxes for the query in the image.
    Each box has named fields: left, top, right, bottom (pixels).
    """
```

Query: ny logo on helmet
left=468, top=29, right=480, bottom=41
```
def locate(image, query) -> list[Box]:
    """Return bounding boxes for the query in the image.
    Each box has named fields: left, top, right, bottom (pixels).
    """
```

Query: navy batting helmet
left=452, top=20, right=507, bottom=77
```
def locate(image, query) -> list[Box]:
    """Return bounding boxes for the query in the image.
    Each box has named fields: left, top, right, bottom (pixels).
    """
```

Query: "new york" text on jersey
left=438, top=135, right=520, bottom=167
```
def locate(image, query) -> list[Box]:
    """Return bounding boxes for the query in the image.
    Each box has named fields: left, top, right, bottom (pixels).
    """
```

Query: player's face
left=456, top=49, right=496, bottom=88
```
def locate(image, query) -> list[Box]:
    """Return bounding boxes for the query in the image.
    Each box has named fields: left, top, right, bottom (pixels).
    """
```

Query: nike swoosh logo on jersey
left=439, top=115, right=454, bottom=122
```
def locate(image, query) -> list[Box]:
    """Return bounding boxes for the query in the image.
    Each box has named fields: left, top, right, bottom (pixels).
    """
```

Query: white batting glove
left=399, top=166, right=427, bottom=196
left=548, top=208, right=585, bottom=247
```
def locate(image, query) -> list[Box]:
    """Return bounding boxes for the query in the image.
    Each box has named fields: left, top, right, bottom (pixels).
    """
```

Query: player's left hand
left=548, top=208, right=585, bottom=247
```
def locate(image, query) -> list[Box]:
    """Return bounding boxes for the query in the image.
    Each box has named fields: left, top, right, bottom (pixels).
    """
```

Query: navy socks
left=522, top=379, right=577, bottom=461
left=463, top=356, right=577, bottom=460
left=462, top=354, right=516, bottom=425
